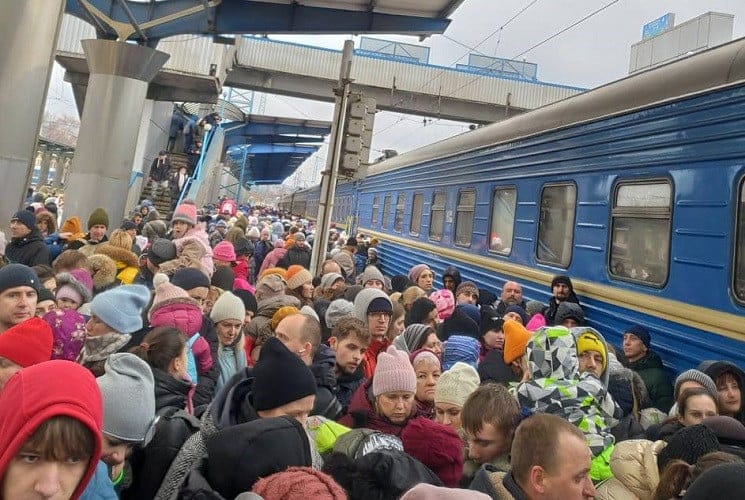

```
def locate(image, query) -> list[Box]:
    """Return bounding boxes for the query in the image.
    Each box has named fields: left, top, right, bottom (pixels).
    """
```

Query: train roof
left=368, top=36, right=745, bottom=177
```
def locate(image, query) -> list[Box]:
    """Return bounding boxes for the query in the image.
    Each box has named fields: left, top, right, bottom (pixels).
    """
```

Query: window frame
left=733, top=176, right=745, bottom=304
left=488, top=185, right=518, bottom=256
left=607, top=178, right=673, bottom=288
left=429, top=191, right=446, bottom=242
left=381, top=194, right=392, bottom=229
left=535, top=182, right=577, bottom=268
left=371, top=195, right=379, bottom=226
left=394, top=192, right=406, bottom=233
left=410, top=192, right=424, bottom=237
left=454, top=188, right=477, bottom=248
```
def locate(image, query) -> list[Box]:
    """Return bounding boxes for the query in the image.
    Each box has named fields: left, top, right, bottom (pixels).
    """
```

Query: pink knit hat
left=213, top=241, right=236, bottom=262
left=430, top=289, right=455, bottom=320
left=172, top=202, right=197, bottom=226
left=373, top=345, right=417, bottom=397
left=252, top=466, right=346, bottom=500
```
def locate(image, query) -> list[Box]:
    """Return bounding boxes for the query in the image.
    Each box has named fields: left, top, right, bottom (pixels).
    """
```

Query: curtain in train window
left=381, top=195, right=392, bottom=229
left=537, top=184, right=576, bottom=267
left=371, top=195, right=379, bottom=226
left=490, top=187, right=517, bottom=254
left=394, top=193, right=406, bottom=232
left=609, top=180, right=671, bottom=286
left=410, top=193, right=423, bottom=236
left=735, top=181, right=745, bottom=301
left=455, top=189, right=476, bottom=247
left=429, top=191, right=446, bottom=241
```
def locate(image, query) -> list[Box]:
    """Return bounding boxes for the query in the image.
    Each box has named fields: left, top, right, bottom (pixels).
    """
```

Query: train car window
left=429, top=191, right=446, bottom=241
left=489, top=187, right=517, bottom=255
left=410, top=193, right=423, bottom=236
left=394, top=193, right=406, bottom=233
left=537, top=183, right=576, bottom=267
left=734, top=180, right=745, bottom=302
left=455, top=189, right=476, bottom=247
left=382, top=195, right=392, bottom=229
left=609, top=180, right=671, bottom=286
left=371, top=195, right=380, bottom=226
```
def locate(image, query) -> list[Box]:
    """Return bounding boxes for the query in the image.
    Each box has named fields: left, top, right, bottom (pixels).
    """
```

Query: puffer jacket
left=628, top=350, right=674, bottom=413
left=515, top=326, right=617, bottom=458
left=95, top=243, right=140, bottom=285
left=311, top=344, right=343, bottom=420
left=160, top=227, right=214, bottom=277
left=150, top=299, right=212, bottom=381
left=6, top=229, right=50, bottom=266
left=595, top=439, right=666, bottom=500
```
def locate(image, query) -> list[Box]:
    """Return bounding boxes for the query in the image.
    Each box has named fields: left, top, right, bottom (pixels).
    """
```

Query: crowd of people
left=0, top=195, right=743, bottom=499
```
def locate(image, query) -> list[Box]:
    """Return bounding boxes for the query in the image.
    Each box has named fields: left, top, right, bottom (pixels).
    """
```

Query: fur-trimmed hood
left=85, top=254, right=119, bottom=292
left=95, top=243, right=139, bottom=268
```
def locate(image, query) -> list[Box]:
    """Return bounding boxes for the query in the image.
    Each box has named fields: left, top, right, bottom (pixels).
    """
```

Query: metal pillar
left=309, top=40, right=354, bottom=276
left=64, top=40, right=168, bottom=227
left=0, top=1, right=64, bottom=221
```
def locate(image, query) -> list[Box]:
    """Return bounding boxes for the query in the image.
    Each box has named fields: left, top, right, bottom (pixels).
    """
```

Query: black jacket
left=336, top=365, right=365, bottom=416
left=278, top=245, right=312, bottom=269
left=65, top=233, right=108, bottom=252
left=150, top=156, right=172, bottom=182
left=543, top=293, right=580, bottom=325
left=310, top=345, right=343, bottom=420
left=6, top=230, right=50, bottom=266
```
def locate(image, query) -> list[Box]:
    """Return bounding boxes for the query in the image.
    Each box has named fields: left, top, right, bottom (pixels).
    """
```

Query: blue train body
left=283, top=39, right=745, bottom=374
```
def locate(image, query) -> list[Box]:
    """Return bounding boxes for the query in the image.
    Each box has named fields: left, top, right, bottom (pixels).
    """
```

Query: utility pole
left=309, top=40, right=354, bottom=276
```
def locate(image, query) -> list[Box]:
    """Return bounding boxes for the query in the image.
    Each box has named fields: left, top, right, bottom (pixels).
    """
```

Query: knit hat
left=89, top=285, right=150, bottom=334
left=233, top=289, right=258, bottom=315
left=504, top=304, right=529, bottom=325
left=550, top=275, right=574, bottom=292
left=657, top=424, right=720, bottom=471
left=683, top=463, right=745, bottom=499
left=361, top=266, right=385, bottom=287
left=10, top=210, right=36, bottom=230
left=210, top=291, right=246, bottom=324
left=442, top=335, right=480, bottom=371
left=0, top=263, right=40, bottom=294
left=480, top=307, right=504, bottom=336
left=286, top=265, right=313, bottom=290
left=60, top=216, right=85, bottom=240
left=391, top=274, right=411, bottom=293
left=37, top=286, right=55, bottom=304
left=525, top=300, right=545, bottom=317
left=372, top=345, right=416, bottom=397
left=440, top=304, right=480, bottom=341
left=213, top=240, right=236, bottom=262
left=434, top=362, right=480, bottom=408
left=172, top=202, right=197, bottom=226
left=575, top=329, right=607, bottom=373
left=503, top=319, right=531, bottom=364
left=171, top=267, right=210, bottom=290
left=253, top=337, right=317, bottom=411
left=430, top=289, right=455, bottom=321
left=87, top=207, right=109, bottom=229
left=259, top=267, right=287, bottom=281
left=345, top=236, right=357, bottom=247
left=400, top=417, right=464, bottom=487
left=252, top=467, right=346, bottom=500
left=0, top=317, right=53, bottom=367
left=142, top=220, right=168, bottom=241
left=554, top=302, right=584, bottom=326
left=148, top=238, right=177, bottom=266
left=255, top=274, right=286, bottom=302
left=407, top=264, right=431, bottom=283
left=410, top=349, right=441, bottom=369
left=149, top=273, right=201, bottom=317
left=293, top=231, right=306, bottom=242
left=393, top=324, right=432, bottom=354
left=325, top=299, right=354, bottom=330
left=320, top=272, right=344, bottom=290
left=625, top=324, right=651, bottom=348
left=120, top=220, right=137, bottom=232
left=674, top=369, right=718, bottom=401
left=55, top=269, right=94, bottom=306
left=703, top=415, right=745, bottom=444
left=353, top=288, right=392, bottom=324
left=247, top=227, right=260, bottom=239
left=43, top=309, right=86, bottom=362
left=401, top=484, right=491, bottom=500
left=211, top=266, right=234, bottom=291
left=97, top=353, right=156, bottom=443
left=234, top=238, right=252, bottom=257
left=454, top=281, right=479, bottom=300
left=215, top=219, right=228, bottom=229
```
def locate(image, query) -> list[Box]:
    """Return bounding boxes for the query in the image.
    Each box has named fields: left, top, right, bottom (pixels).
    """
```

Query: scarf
left=78, top=331, right=132, bottom=365
left=216, top=345, right=247, bottom=393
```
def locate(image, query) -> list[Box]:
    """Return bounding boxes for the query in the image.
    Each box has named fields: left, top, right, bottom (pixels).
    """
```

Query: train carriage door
left=537, top=183, right=577, bottom=267
left=734, top=179, right=745, bottom=302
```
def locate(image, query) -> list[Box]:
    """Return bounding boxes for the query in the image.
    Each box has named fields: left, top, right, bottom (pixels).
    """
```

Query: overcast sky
left=46, top=0, right=745, bottom=187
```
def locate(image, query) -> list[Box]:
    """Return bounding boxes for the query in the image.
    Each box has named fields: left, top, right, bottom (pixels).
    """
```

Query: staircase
left=138, top=152, right=191, bottom=216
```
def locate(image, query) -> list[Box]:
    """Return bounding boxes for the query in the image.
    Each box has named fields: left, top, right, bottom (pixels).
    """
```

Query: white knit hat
left=210, top=291, right=246, bottom=324
left=434, top=362, right=480, bottom=408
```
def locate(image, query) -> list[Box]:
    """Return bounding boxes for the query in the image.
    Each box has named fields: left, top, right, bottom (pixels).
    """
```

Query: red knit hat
left=252, top=466, right=346, bottom=499
left=0, top=317, right=53, bottom=368
left=400, top=417, right=464, bottom=487
left=213, top=241, right=236, bottom=262
left=172, top=202, right=198, bottom=226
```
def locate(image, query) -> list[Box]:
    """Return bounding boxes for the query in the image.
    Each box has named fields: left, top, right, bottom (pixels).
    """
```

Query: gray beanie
left=674, top=369, right=718, bottom=400
left=97, top=353, right=156, bottom=443
left=393, top=323, right=432, bottom=354
left=554, top=301, right=585, bottom=326
left=353, top=288, right=392, bottom=324
left=360, top=266, right=385, bottom=287
left=90, top=285, right=150, bottom=334
left=320, top=272, right=345, bottom=290
left=325, top=299, right=354, bottom=330
left=525, top=300, right=544, bottom=317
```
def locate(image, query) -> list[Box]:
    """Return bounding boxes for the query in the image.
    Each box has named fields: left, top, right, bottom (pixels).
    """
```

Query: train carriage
left=285, top=38, right=745, bottom=373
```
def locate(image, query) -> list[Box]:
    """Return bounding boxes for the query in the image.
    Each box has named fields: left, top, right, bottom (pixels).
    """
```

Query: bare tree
left=40, top=112, right=79, bottom=147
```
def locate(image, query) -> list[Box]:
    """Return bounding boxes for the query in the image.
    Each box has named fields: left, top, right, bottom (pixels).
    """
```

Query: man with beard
left=543, top=275, right=582, bottom=326
left=328, top=317, right=371, bottom=416
left=493, top=281, right=526, bottom=317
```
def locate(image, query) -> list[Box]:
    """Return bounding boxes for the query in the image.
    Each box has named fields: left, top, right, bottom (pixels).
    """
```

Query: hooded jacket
left=95, top=243, right=140, bottom=285
left=698, top=360, right=745, bottom=425
left=442, top=266, right=462, bottom=291
left=594, top=439, right=666, bottom=500
left=160, top=226, right=214, bottom=278
left=628, top=350, right=674, bottom=413
left=515, top=326, right=617, bottom=458
left=6, top=228, right=50, bottom=266
left=0, top=360, right=103, bottom=500
left=311, top=344, right=343, bottom=420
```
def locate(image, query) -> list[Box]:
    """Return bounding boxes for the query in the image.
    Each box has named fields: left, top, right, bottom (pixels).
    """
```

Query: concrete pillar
left=64, top=40, right=168, bottom=227
left=0, top=1, right=64, bottom=222
left=37, top=151, right=53, bottom=187
left=53, top=156, right=69, bottom=188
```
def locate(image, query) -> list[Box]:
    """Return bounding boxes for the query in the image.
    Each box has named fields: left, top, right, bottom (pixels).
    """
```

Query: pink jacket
left=150, top=301, right=213, bottom=374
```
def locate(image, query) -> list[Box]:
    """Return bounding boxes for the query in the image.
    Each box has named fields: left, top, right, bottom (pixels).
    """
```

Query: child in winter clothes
left=149, top=273, right=213, bottom=383
left=515, top=325, right=619, bottom=482
left=159, top=202, right=214, bottom=277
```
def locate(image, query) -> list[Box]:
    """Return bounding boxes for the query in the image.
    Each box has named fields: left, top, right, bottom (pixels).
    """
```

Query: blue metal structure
left=64, top=0, right=465, bottom=44
left=281, top=37, right=745, bottom=375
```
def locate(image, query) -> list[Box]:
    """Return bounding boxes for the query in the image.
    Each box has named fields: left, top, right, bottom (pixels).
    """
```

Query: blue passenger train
left=281, top=38, right=745, bottom=373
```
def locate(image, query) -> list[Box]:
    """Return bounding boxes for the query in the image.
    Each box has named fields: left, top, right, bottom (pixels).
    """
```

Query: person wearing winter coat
left=6, top=210, right=50, bottom=266
left=159, top=202, right=214, bottom=277
left=514, top=325, right=619, bottom=481
left=594, top=438, right=667, bottom=500
left=94, top=229, right=141, bottom=285
left=149, top=150, right=172, bottom=197
left=278, top=232, right=312, bottom=269
left=542, top=274, right=582, bottom=326
left=65, top=207, right=110, bottom=256
left=258, top=238, right=289, bottom=276
left=699, top=360, right=745, bottom=425
left=327, top=316, right=370, bottom=416
left=623, top=324, right=675, bottom=412
left=251, top=227, right=274, bottom=283
left=0, top=360, right=104, bottom=499
left=210, top=291, right=247, bottom=393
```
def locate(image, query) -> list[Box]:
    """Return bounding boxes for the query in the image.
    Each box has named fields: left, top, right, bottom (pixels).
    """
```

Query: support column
left=53, top=156, right=69, bottom=188
left=64, top=40, right=168, bottom=227
left=0, top=1, right=64, bottom=222
left=37, top=151, right=53, bottom=188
